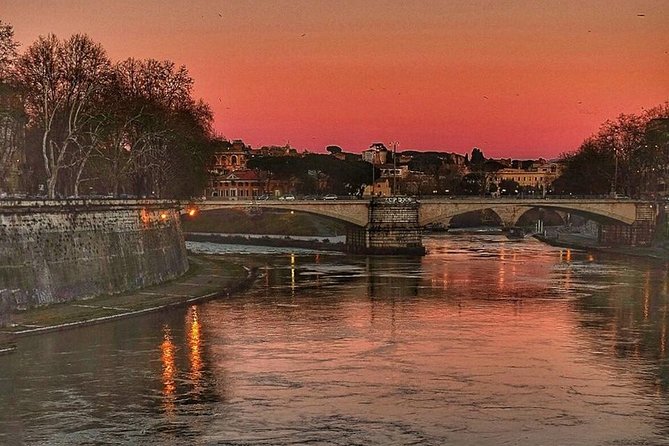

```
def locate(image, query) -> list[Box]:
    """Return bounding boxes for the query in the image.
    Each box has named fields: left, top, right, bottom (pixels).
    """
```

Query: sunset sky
left=2, top=0, right=668, bottom=158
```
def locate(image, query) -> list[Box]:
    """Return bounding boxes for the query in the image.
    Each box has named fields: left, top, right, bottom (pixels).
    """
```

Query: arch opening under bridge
left=418, top=199, right=644, bottom=228
left=188, top=200, right=370, bottom=228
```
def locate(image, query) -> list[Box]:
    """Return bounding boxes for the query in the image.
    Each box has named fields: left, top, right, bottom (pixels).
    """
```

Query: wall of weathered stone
left=0, top=200, right=188, bottom=315
left=346, top=197, right=425, bottom=255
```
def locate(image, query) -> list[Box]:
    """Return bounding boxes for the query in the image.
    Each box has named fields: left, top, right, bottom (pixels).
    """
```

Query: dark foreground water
left=1, top=235, right=668, bottom=445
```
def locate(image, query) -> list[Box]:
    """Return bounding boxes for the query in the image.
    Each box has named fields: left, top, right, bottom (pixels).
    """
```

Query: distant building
left=380, top=164, right=410, bottom=179
left=490, top=160, right=562, bottom=191
left=208, top=169, right=263, bottom=200
left=210, top=139, right=252, bottom=175
left=256, top=144, right=298, bottom=157
left=362, top=145, right=388, bottom=165
left=362, top=179, right=392, bottom=197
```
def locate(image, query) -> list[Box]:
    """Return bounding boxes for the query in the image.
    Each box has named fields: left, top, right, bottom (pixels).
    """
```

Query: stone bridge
left=418, top=198, right=652, bottom=227
left=193, top=197, right=653, bottom=227
left=189, top=197, right=659, bottom=253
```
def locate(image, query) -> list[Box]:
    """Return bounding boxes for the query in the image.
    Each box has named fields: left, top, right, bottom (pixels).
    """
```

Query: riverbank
left=0, top=254, right=257, bottom=353
left=185, top=232, right=346, bottom=252
left=535, top=233, right=669, bottom=261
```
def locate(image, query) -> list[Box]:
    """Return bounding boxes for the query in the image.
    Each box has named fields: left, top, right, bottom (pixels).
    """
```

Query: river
left=1, top=235, right=668, bottom=445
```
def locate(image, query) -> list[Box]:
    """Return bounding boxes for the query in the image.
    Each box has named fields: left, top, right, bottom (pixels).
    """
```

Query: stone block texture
left=0, top=200, right=188, bottom=314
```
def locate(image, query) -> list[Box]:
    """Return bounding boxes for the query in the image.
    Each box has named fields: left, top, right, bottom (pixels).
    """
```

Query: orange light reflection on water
left=187, top=306, right=204, bottom=396
left=188, top=307, right=203, bottom=375
left=160, top=325, right=177, bottom=416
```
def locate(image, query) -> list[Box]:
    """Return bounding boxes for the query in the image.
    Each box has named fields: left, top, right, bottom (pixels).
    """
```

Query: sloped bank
left=185, top=232, right=346, bottom=252
left=534, top=233, right=668, bottom=261
left=0, top=255, right=257, bottom=353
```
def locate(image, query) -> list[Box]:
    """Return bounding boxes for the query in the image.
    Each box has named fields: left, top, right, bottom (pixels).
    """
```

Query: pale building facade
left=208, top=170, right=263, bottom=200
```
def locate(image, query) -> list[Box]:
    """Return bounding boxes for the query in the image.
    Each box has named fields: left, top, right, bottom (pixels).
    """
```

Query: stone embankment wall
left=598, top=203, right=658, bottom=247
left=0, top=200, right=188, bottom=318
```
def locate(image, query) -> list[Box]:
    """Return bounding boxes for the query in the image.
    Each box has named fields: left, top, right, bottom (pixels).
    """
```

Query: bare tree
left=17, top=34, right=111, bottom=197
left=100, top=58, right=211, bottom=197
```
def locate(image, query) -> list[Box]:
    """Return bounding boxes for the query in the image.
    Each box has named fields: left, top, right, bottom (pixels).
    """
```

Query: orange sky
left=2, top=0, right=668, bottom=158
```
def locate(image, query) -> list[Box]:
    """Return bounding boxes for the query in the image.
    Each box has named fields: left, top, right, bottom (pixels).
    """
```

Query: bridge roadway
left=192, top=197, right=655, bottom=228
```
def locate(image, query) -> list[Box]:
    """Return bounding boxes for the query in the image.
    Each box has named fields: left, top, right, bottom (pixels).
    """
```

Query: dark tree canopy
left=3, top=24, right=215, bottom=199
left=248, top=154, right=373, bottom=195
left=470, top=147, right=485, bottom=165
left=554, top=103, right=668, bottom=197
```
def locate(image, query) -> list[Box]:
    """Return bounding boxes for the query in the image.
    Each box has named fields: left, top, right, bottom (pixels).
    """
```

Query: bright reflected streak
left=160, top=325, right=176, bottom=416
left=188, top=306, right=203, bottom=391
left=290, top=253, right=296, bottom=296
left=644, top=272, right=650, bottom=320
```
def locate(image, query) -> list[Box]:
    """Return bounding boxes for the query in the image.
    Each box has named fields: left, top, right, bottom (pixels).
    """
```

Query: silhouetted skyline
left=3, top=0, right=668, bottom=157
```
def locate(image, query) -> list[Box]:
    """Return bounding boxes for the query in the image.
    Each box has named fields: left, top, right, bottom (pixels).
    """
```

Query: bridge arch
left=418, top=199, right=641, bottom=228
left=515, top=208, right=567, bottom=226
left=187, top=198, right=646, bottom=231
left=189, top=200, right=370, bottom=227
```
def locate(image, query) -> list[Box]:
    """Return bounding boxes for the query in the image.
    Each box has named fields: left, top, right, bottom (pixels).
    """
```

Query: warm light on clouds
left=4, top=0, right=668, bottom=157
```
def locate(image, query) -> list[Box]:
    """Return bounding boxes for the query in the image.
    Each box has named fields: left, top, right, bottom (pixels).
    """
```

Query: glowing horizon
left=3, top=0, right=668, bottom=158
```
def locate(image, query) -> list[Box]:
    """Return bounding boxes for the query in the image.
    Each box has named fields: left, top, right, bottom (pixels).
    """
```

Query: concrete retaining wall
left=0, top=200, right=188, bottom=316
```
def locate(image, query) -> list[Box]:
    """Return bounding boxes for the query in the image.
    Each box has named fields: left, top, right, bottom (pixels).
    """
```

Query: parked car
left=279, top=194, right=296, bottom=201
left=323, top=194, right=338, bottom=200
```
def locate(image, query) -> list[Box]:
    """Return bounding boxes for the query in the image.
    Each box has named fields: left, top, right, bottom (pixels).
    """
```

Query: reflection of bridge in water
left=192, top=197, right=659, bottom=254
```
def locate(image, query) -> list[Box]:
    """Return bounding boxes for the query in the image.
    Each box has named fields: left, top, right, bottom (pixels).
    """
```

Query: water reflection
left=187, top=306, right=203, bottom=396
left=1, top=234, right=668, bottom=444
left=560, top=254, right=669, bottom=397
left=160, top=325, right=176, bottom=416
left=366, top=256, right=421, bottom=299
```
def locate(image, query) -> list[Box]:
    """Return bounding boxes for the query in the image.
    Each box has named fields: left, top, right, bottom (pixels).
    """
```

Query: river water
left=1, top=235, right=668, bottom=445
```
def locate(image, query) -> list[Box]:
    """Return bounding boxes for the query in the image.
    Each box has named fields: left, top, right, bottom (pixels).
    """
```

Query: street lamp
left=372, top=161, right=376, bottom=197
left=389, top=141, right=399, bottom=195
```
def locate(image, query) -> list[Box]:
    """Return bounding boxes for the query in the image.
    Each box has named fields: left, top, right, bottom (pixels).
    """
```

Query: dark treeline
left=247, top=154, right=374, bottom=196
left=554, top=104, right=669, bottom=197
left=0, top=21, right=215, bottom=199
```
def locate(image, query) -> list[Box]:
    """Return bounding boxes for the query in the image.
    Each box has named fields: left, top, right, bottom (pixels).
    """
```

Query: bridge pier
left=346, top=197, right=426, bottom=255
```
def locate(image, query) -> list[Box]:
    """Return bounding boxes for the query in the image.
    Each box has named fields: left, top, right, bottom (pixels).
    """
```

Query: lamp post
left=371, top=161, right=375, bottom=197
left=389, top=141, right=399, bottom=196
left=609, top=132, right=620, bottom=198
left=612, top=147, right=619, bottom=197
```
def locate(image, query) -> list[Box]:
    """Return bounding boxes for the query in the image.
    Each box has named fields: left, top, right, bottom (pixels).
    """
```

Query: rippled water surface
left=1, top=235, right=669, bottom=445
